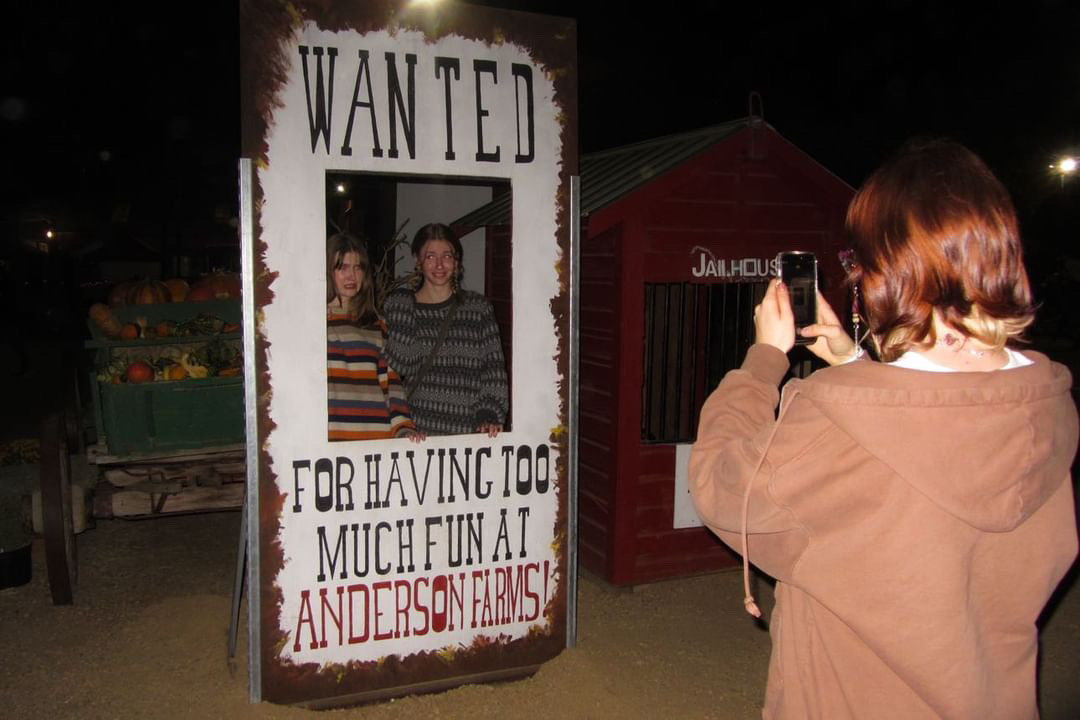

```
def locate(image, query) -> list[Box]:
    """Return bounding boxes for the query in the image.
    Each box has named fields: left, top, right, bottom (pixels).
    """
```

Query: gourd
left=163, top=278, right=190, bottom=303
left=88, top=303, right=122, bottom=338
left=187, top=272, right=241, bottom=302
left=127, top=279, right=172, bottom=305
left=107, top=281, right=135, bottom=307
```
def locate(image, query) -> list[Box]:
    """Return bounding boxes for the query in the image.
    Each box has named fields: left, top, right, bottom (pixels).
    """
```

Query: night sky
left=3, top=1, right=1079, bottom=277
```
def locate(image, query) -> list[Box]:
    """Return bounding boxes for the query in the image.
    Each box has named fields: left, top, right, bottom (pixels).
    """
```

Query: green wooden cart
left=82, top=298, right=246, bottom=519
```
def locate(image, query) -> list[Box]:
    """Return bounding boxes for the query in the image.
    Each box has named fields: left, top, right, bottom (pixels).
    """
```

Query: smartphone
left=777, top=251, right=818, bottom=344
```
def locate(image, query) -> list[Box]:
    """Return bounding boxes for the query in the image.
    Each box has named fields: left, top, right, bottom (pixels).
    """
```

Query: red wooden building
left=457, top=118, right=854, bottom=586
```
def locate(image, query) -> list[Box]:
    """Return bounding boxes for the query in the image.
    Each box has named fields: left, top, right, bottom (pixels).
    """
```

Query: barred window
left=641, top=282, right=766, bottom=443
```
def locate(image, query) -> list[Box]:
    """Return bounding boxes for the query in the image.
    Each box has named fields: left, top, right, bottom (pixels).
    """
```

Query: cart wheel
left=40, top=413, right=77, bottom=605
left=62, top=354, right=86, bottom=456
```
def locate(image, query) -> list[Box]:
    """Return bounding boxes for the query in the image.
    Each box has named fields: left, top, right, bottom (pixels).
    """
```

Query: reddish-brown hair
left=326, top=232, right=379, bottom=326
left=845, top=139, right=1034, bottom=361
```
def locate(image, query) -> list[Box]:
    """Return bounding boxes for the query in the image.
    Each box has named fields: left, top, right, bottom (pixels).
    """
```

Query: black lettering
left=500, top=445, right=515, bottom=498
left=335, top=456, right=355, bottom=510
left=473, top=59, right=500, bottom=162
left=474, top=446, right=492, bottom=499
left=492, top=508, right=511, bottom=561
left=395, top=519, right=415, bottom=573
left=385, top=52, right=416, bottom=159
left=512, top=63, right=534, bottom=163
left=424, top=515, right=442, bottom=571
left=535, top=444, right=550, bottom=494
left=375, top=521, right=393, bottom=575
left=364, top=453, right=383, bottom=509
left=292, top=459, right=311, bottom=512
left=341, top=49, right=382, bottom=158
left=317, top=523, right=351, bottom=581
left=298, top=46, right=337, bottom=154
left=516, top=444, right=533, bottom=496
left=315, top=457, right=334, bottom=512
left=434, top=56, right=460, bottom=160
left=517, top=507, right=530, bottom=558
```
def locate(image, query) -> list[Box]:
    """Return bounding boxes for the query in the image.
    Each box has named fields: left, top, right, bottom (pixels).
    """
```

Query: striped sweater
left=327, top=305, right=415, bottom=441
left=384, top=289, right=508, bottom=436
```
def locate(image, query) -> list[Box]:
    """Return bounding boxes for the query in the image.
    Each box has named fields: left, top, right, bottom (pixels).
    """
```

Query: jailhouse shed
left=456, top=118, right=854, bottom=586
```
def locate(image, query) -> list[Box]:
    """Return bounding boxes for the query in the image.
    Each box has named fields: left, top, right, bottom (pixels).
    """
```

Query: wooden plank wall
left=576, top=222, right=621, bottom=579
left=484, top=225, right=513, bottom=429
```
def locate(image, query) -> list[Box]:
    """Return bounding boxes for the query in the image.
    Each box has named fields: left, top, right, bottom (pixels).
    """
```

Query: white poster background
left=260, top=25, right=564, bottom=666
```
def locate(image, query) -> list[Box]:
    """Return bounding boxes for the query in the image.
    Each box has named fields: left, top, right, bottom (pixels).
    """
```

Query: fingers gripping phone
left=777, top=251, right=817, bottom=344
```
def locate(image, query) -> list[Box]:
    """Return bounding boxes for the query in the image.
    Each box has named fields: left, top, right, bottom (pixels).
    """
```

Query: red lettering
left=413, top=576, right=430, bottom=635
left=394, top=579, right=412, bottom=638
left=373, top=580, right=393, bottom=640
left=293, top=589, right=319, bottom=651
left=432, top=574, right=448, bottom=632
left=470, top=569, right=484, bottom=629
left=448, top=571, right=466, bottom=631
left=524, top=562, right=540, bottom=621
left=319, top=586, right=344, bottom=648
left=479, top=568, right=494, bottom=627
left=347, top=583, right=370, bottom=644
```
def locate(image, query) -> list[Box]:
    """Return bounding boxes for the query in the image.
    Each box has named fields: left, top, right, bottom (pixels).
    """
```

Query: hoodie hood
left=793, top=351, right=1077, bottom=532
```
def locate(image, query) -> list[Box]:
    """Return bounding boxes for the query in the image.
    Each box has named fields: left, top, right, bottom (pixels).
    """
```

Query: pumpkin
left=119, top=323, right=140, bottom=341
left=107, top=281, right=135, bottom=307
left=127, top=279, right=172, bottom=305
left=187, top=272, right=241, bottom=302
left=88, top=303, right=122, bottom=338
left=163, top=278, right=190, bottom=302
left=125, top=361, right=154, bottom=384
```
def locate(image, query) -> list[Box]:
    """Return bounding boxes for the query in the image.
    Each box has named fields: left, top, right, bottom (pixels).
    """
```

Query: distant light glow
left=1060, top=157, right=1077, bottom=174
left=335, top=183, right=347, bottom=194
left=45, top=229, right=55, bottom=239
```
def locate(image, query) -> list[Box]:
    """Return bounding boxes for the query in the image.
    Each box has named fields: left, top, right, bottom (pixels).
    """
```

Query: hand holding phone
left=777, top=252, right=818, bottom=345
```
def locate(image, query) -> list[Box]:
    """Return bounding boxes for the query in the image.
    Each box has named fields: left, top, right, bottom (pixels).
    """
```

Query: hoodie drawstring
left=740, top=385, right=800, bottom=618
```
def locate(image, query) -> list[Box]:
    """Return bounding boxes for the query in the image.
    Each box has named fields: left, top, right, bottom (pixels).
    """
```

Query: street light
left=1052, top=155, right=1077, bottom=189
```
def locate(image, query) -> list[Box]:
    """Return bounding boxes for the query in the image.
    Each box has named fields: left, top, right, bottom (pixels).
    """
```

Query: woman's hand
left=754, top=278, right=796, bottom=352
left=799, top=291, right=859, bottom=366
left=476, top=423, right=502, bottom=438
left=399, top=428, right=427, bottom=443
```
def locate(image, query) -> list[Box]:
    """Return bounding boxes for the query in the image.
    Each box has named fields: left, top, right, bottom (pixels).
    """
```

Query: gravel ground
left=0, top=509, right=1077, bottom=719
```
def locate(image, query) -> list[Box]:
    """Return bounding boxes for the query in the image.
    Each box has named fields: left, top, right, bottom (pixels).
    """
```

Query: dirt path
left=1, top=511, right=1077, bottom=718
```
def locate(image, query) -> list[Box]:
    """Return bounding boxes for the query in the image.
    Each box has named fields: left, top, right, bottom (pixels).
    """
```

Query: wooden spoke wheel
left=40, top=413, right=77, bottom=605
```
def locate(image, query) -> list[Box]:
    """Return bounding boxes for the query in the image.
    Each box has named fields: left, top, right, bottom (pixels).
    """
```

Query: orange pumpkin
left=88, top=303, right=122, bottom=338
left=108, top=281, right=135, bottom=307
left=125, top=361, right=154, bottom=384
left=187, top=272, right=241, bottom=302
left=163, top=278, right=190, bottom=302
left=119, top=323, right=140, bottom=341
left=127, top=279, right=172, bottom=305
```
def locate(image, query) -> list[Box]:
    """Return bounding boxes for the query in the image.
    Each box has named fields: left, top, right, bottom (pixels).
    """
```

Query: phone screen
left=778, top=252, right=817, bottom=343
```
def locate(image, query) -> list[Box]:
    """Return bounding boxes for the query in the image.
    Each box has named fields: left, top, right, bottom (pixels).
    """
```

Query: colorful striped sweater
left=327, top=305, right=415, bottom=441
left=384, top=289, right=508, bottom=436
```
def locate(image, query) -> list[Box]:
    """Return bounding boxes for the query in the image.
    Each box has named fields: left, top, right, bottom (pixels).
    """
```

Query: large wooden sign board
left=238, top=0, right=576, bottom=707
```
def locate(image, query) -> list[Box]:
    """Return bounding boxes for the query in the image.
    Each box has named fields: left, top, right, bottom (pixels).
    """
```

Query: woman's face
left=417, top=239, right=458, bottom=289
left=333, top=251, right=364, bottom=300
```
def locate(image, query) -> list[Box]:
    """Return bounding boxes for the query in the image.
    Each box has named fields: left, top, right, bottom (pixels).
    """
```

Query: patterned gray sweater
left=383, top=289, right=509, bottom=435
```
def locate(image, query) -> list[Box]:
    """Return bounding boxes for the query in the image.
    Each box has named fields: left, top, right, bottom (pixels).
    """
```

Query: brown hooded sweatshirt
left=690, top=344, right=1078, bottom=719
